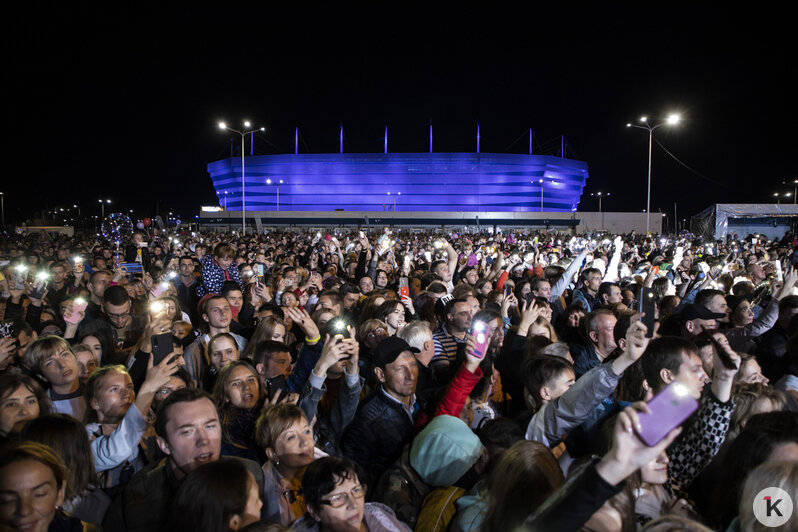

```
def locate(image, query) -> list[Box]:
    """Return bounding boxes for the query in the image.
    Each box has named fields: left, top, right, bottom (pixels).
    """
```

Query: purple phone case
left=636, top=381, right=698, bottom=446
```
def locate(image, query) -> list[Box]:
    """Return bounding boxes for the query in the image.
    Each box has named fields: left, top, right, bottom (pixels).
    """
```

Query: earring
left=275, top=458, right=280, bottom=465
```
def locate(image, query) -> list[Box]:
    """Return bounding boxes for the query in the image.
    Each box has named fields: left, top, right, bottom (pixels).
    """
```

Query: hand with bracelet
left=284, top=306, right=321, bottom=344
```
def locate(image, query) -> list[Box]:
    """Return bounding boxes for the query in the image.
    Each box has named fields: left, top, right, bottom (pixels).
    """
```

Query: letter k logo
left=765, top=496, right=783, bottom=517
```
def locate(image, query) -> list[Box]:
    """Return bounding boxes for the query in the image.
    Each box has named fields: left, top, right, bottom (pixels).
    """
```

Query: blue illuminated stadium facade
left=207, top=152, right=588, bottom=212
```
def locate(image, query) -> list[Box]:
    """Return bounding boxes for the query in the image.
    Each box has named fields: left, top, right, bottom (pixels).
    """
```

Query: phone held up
left=399, top=277, right=409, bottom=298
left=635, top=287, right=657, bottom=338
left=470, top=320, right=490, bottom=359
left=635, top=380, right=698, bottom=446
left=151, top=333, right=175, bottom=365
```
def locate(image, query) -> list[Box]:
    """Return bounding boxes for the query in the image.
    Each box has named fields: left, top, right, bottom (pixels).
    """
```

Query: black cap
left=372, top=336, right=419, bottom=368
left=679, top=304, right=726, bottom=322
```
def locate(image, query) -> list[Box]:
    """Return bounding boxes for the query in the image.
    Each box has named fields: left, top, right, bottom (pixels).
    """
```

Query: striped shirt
left=431, top=323, right=466, bottom=370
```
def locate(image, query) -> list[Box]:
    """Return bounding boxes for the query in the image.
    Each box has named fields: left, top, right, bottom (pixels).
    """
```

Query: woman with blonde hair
left=256, top=403, right=317, bottom=526
left=739, top=461, right=798, bottom=531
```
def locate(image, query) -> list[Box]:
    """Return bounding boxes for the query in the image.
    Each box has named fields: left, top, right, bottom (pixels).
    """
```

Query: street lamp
left=98, top=199, right=111, bottom=218
left=590, top=191, right=611, bottom=212
left=782, top=179, right=798, bottom=204
left=0, top=192, right=5, bottom=226
left=218, top=121, right=266, bottom=234
left=773, top=192, right=792, bottom=204
left=266, top=179, right=284, bottom=211
left=627, top=113, right=681, bottom=234
left=386, top=191, right=401, bottom=211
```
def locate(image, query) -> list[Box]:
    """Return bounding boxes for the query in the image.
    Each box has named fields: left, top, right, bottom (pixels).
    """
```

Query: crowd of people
left=1, top=225, right=797, bottom=531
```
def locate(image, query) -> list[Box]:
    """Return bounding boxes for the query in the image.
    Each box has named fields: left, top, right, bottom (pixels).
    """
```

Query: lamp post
left=218, top=121, right=265, bottom=235
left=773, top=192, right=792, bottom=204
left=266, top=179, right=284, bottom=211
left=0, top=192, right=4, bottom=226
left=627, top=113, right=681, bottom=234
left=590, top=191, right=610, bottom=212
left=98, top=199, right=111, bottom=219
left=782, top=179, right=798, bottom=204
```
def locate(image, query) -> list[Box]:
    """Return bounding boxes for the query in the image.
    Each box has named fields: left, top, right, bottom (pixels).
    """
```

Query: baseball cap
left=372, top=336, right=419, bottom=368
left=679, top=304, right=726, bottom=322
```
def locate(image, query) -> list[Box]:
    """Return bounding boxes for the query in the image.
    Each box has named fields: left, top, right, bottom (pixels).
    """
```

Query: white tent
left=692, top=204, right=798, bottom=240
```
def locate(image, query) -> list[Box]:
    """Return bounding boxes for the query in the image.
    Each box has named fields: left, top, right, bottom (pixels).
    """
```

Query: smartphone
left=151, top=333, right=174, bottom=365
left=65, top=298, right=88, bottom=325
left=359, top=230, right=365, bottom=239
left=470, top=320, right=490, bottom=359
left=31, top=273, right=49, bottom=299
left=11, top=266, right=27, bottom=290
left=120, top=262, right=143, bottom=274
left=635, top=287, right=657, bottom=338
left=504, top=285, right=513, bottom=298
left=150, top=282, right=169, bottom=298
left=399, top=277, right=409, bottom=298
left=636, top=381, right=699, bottom=446
left=327, top=318, right=351, bottom=343
left=255, top=263, right=265, bottom=277
left=266, top=374, right=287, bottom=399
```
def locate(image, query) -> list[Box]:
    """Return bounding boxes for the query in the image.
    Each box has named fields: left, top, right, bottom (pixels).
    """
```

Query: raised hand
left=595, top=402, right=682, bottom=485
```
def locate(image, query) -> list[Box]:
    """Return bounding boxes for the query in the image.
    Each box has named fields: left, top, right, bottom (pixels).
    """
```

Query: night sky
left=7, top=4, right=796, bottom=228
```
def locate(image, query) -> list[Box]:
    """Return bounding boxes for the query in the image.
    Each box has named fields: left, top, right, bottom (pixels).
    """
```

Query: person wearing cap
left=341, top=336, right=420, bottom=489
left=678, top=304, right=726, bottom=339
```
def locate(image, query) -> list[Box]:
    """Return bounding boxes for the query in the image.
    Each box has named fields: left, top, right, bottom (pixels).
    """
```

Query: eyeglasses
left=106, top=310, right=131, bottom=320
left=320, top=484, right=366, bottom=508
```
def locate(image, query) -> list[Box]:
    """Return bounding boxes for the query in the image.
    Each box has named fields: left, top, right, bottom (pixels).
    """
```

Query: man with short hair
left=339, top=283, right=361, bottom=322
left=84, top=269, right=112, bottom=322
left=173, top=256, right=199, bottom=320
left=694, top=289, right=729, bottom=324
left=572, top=267, right=602, bottom=313
left=431, top=298, right=471, bottom=371
left=461, top=266, right=479, bottom=287
left=679, top=304, right=725, bottom=338
left=398, top=320, right=436, bottom=394
left=82, top=286, right=146, bottom=353
left=572, top=309, right=618, bottom=378
left=103, top=388, right=264, bottom=532
left=183, top=295, right=247, bottom=385
left=252, top=340, right=293, bottom=394
left=597, top=282, right=622, bottom=307
left=342, top=337, right=419, bottom=488
left=640, top=336, right=739, bottom=495
left=316, top=291, right=343, bottom=317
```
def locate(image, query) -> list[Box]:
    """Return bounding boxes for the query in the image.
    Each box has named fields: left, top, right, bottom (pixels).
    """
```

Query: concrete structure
left=198, top=210, right=662, bottom=234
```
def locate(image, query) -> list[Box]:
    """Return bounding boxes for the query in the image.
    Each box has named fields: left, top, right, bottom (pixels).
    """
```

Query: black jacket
left=341, top=389, right=416, bottom=489
left=103, top=456, right=264, bottom=532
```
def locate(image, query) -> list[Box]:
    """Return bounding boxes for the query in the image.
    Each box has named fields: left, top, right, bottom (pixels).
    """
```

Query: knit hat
left=410, top=415, right=484, bottom=487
